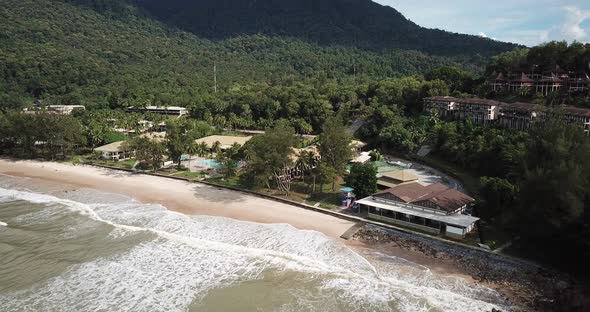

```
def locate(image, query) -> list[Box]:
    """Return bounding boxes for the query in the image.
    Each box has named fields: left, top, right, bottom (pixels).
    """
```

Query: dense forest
left=0, top=0, right=496, bottom=110
left=129, top=0, right=519, bottom=57
left=487, top=41, right=590, bottom=75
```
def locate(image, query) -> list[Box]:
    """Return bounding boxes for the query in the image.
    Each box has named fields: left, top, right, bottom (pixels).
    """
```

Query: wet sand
left=0, top=159, right=355, bottom=239
left=2, top=158, right=536, bottom=308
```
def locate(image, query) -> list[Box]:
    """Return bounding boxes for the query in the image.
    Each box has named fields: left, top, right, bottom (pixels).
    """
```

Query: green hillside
left=2, top=0, right=496, bottom=108
left=133, top=0, right=519, bottom=57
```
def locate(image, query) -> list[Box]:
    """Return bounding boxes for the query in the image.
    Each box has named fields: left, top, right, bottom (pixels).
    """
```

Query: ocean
left=0, top=176, right=506, bottom=311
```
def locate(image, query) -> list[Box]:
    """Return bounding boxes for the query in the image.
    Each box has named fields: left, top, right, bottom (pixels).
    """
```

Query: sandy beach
left=3, top=158, right=582, bottom=310
left=0, top=159, right=355, bottom=239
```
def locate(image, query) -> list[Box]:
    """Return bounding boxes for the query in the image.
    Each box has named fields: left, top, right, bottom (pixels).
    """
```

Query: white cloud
left=478, top=32, right=488, bottom=38
left=560, top=6, right=590, bottom=40
left=503, top=29, right=550, bottom=46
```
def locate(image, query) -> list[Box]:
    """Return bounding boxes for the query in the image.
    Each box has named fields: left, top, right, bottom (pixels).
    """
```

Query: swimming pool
left=195, top=159, right=223, bottom=169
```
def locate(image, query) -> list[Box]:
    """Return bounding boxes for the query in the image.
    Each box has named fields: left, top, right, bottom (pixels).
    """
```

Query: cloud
left=560, top=6, right=590, bottom=40
left=478, top=32, right=488, bottom=38
left=502, top=29, right=550, bottom=46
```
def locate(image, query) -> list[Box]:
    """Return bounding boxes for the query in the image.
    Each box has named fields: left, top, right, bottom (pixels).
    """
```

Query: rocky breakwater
left=353, top=225, right=589, bottom=311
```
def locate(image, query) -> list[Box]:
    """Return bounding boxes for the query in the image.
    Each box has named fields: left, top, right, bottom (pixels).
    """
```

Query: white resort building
left=127, top=106, right=189, bottom=116
left=94, top=141, right=131, bottom=161
left=357, top=182, right=478, bottom=239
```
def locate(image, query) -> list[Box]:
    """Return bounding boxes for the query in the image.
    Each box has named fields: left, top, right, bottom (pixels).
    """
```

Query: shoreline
left=0, top=159, right=356, bottom=239
left=1, top=158, right=575, bottom=310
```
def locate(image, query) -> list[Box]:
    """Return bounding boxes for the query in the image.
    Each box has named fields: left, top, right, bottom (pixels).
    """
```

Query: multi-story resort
left=127, top=106, right=189, bottom=116
left=23, top=105, right=86, bottom=115
left=424, top=96, right=590, bottom=134
left=423, top=96, right=502, bottom=124
left=356, top=182, right=478, bottom=239
left=487, top=70, right=590, bottom=96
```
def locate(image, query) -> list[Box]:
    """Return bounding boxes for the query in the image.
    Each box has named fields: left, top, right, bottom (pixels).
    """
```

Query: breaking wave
left=0, top=185, right=506, bottom=311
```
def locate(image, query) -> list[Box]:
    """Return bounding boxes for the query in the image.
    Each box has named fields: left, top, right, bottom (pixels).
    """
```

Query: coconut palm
left=185, top=142, right=199, bottom=171
left=197, top=142, right=209, bottom=157
left=211, top=141, right=222, bottom=156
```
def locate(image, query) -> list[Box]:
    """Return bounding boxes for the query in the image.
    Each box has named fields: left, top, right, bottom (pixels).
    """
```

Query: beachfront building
left=377, top=170, right=419, bottom=189
left=423, top=96, right=502, bottom=125
left=195, top=135, right=252, bottom=151
left=357, top=183, right=478, bottom=239
left=127, top=106, right=188, bottom=116
left=95, top=141, right=131, bottom=161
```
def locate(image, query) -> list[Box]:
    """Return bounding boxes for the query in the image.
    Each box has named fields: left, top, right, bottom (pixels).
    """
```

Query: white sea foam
left=0, top=186, right=507, bottom=311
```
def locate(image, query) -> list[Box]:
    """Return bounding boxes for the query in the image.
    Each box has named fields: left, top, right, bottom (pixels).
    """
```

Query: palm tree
left=222, top=159, right=238, bottom=179
left=185, top=142, right=199, bottom=171
left=197, top=142, right=209, bottom=157
left=296, top=150, right=312, bottom=183
left=211, top=141, right=222, bottom=156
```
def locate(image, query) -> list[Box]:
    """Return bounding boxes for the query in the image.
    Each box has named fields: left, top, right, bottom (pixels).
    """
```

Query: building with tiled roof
left=356, top=182, right=478, bottom=238
left=423, top=96, right=504, bottom=124
left=424, top=96, right=590, bottom=134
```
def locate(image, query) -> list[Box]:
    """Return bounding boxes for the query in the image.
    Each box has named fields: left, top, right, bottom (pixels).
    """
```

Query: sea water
left=0, top=176, right=507, bottom=311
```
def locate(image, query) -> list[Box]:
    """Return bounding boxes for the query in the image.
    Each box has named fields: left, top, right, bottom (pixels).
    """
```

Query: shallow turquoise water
left=195, top=159, right=223, bottom=168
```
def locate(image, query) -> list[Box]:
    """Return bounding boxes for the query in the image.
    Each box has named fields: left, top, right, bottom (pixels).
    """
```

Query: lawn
left=168, top=171, right=207, bottom=180
left=203, top=176, right=345, bottom=209
left=90, top=159, right=136, bottom=169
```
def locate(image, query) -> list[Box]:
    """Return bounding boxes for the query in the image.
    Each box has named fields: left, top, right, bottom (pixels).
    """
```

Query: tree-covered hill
left=132, top=0, right=519, bottom=57
left=0, top=0, right=498, bottom=108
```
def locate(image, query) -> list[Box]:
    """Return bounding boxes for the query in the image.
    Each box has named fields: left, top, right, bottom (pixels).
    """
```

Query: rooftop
left=350, top=140, right=368, bottom=149
left=376, top=182, right=474, bottom=213
left=143, top=106, right=187, bottom=111
left=499, top=102, right=544, bottom=112
left=351, top=151, right=371, bottom=163
left=562, top=106, right=590, bottom=117
left=195, top=135, right=252, bottom=149
left=379, top=170, right=419, bottom=183
left=424, top=96, right=506, bottom=107
left=95, top=141, right=127, bottom=153
left=140, top=132, right=167, bottom=142
left=511, top=73, right=534, bottom=83
left=356, top=197, right=479, bottom=228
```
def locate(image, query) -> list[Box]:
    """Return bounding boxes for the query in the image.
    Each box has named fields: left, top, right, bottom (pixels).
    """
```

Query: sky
left=375, top=0, right=590, bottom=46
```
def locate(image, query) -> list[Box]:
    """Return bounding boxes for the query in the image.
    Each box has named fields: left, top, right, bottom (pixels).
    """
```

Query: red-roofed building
left=509, top=73, right=535, bottom=92
left=356, top=182, right=478, bottom=238
left=536, top=73, right=564, bottom=96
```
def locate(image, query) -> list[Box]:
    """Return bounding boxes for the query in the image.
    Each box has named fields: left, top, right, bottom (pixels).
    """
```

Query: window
left=383, top=210, right=394, bottom=219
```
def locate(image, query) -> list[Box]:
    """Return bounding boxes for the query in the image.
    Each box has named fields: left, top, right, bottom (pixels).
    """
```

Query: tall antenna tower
left=213, top=62, right=217, bottom=93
